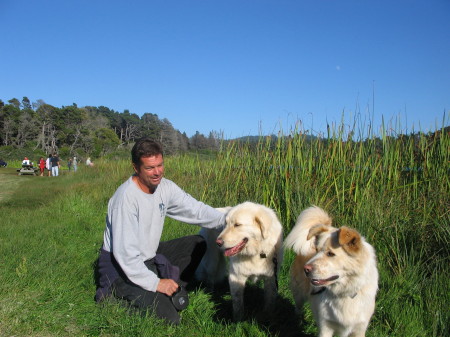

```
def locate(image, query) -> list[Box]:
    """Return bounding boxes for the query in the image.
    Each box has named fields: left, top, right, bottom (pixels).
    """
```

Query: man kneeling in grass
left=95, top=138, right=226, bottom=324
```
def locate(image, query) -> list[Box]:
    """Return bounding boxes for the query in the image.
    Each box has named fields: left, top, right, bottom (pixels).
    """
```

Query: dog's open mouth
left=311, top=275, right=339, bottom=286
left=224, top=238, right=248, bottom=257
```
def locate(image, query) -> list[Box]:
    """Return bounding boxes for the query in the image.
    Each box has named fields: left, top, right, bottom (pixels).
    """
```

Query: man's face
left=133, top=154, right=165, bottom=191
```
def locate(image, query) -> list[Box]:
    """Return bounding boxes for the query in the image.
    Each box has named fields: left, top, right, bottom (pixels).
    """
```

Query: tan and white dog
left=198, top=202, right=283, bottom=321
left=284, top=206, right=378, bottom=337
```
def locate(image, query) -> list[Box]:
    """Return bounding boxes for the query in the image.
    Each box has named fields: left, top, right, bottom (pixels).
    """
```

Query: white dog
left=284, top=206, right=378, bottom=337
left=199, top=202, right=283, bottom=321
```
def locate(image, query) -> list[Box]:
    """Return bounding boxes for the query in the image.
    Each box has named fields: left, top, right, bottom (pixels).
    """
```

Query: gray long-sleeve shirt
left=102, top=176, right=225, bottom=292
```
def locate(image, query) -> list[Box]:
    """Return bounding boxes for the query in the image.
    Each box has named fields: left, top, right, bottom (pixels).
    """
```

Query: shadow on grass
left=197, top=282, right=313, bottom=337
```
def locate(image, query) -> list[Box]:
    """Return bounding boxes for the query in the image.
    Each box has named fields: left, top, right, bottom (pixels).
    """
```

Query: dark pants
left=111, top=235, right=206, bottom=324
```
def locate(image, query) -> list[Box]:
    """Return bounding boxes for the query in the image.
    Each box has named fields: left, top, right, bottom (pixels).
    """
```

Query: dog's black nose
left=216, top=238, right=224, bottom=247
left=304, top=264, right=312, bottom=275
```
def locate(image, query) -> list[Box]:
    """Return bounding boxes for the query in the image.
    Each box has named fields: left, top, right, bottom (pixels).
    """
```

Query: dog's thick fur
left=198, top=202, right=283, bottom=321
left=284, top=206, right=378, bottom=337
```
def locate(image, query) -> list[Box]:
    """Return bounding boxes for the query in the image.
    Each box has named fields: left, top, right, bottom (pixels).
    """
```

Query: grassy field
left=0, top=123, right=448, bottom=336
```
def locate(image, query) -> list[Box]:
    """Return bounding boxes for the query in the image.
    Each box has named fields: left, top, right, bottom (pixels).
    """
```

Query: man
left=46, top=154, right=52, bottom=177
left=50, top=153, right=60, bottom=176
left=22, top=157, right=31, bottom=166
left=95, top=138, right=225, bottom=324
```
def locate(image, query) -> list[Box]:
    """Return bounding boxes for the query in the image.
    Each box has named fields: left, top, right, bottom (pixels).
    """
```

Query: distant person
left=38, top=157, right=46, bottom=176
left=86, top=157, right=94, bottom=167
left=73, top=156, right=78, bottom=172
left=22, top=157, right=30, bottom=166
left=68, top=157, right=72, bottom=171
left=95, top=138, right=226, bottom=325
left=0, top=159, right=7, bottom=167
left=46, top=154, right=52, bottom=177
left=50, top=153, right=60, bottom=177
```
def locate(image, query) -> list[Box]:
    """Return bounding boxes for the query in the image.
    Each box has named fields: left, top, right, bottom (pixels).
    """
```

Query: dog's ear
left=255, top=216, right=264, bottom=239
left=338, top=226, right=362, bottom=254
left=254, top=211, right=273, bottom=240
left=307, top=224, right=330, bottom=241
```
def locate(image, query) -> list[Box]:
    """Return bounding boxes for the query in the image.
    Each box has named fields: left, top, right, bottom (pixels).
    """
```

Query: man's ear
left=132, top=162, right=139, bottom=174
left=338, top=226, right=362, bottom=255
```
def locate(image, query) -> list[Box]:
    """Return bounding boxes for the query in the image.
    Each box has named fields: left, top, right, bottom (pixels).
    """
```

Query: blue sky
left=1, top=0, right=449, bottom=138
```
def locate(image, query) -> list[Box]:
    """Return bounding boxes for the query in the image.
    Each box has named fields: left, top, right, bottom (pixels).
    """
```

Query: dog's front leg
left=317, top=324, right=334, bottom=337
left=263, top=275, right=278, bottom=311
left=229, top=273, right=246, bottom=321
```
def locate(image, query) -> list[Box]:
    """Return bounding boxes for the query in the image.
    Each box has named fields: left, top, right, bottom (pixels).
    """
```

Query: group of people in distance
left=20, top=154, right=81, bottom=176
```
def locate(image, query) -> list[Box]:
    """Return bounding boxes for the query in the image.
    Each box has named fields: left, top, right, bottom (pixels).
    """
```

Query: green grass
left=0, top=119, right=448, bottom=336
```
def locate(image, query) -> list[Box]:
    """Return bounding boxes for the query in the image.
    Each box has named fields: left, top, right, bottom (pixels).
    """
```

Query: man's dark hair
left=131, top=138, right=164, bottom=166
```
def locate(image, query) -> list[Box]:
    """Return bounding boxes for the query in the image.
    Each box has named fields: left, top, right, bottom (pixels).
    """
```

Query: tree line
left=0, top=97, right=223, bottom=159
left=2, top=97, right=447, bottom=164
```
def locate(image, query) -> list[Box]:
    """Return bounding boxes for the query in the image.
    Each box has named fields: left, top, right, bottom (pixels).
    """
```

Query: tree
left=178, top=132, right=189, bottom=152
left=15, top=110, right=39, bottom=147
left=1, top=103, right=21, bottom=146
left=1, top=118, right=15, bottom=146
left=140, top=113, right=161, bottom=140
left=120, top=110, right=141, bottom=144
left=159, top=118, right=179, bottom=154
left=190, top=131, right=209, bottom=150
left=93, top=128, right=121, bottom=156
left=8, top=98, right=20, bottom=109
left=21, top=97, right=32, bottom=110
left=208, top=130, right=223, bottom=150
left=35, top=103, right=58, bottom=153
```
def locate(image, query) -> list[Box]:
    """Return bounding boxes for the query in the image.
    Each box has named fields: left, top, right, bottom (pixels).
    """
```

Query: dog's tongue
left=224, top=239, right=247, bottom=257
left=311, top=279, right=327, bottom=286
left=311, top=275, right=339, bottom=286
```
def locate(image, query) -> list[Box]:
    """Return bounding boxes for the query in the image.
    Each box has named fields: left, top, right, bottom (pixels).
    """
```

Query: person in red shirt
left=38, top=157, right=46, bottom=176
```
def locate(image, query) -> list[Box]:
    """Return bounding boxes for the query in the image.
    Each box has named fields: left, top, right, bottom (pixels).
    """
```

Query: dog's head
left=215, top=202, right=280, bottom=257
left=304, top=225, right=367, bottom=288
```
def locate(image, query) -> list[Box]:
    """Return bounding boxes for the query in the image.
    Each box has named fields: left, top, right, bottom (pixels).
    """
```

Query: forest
left=0, top=96, right=223, bottom=160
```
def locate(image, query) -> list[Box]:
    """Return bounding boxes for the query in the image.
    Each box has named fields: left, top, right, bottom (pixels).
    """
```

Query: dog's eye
left=326, top=251, right=335, bottom=257
left=234, top=223, right=241, bottom=227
